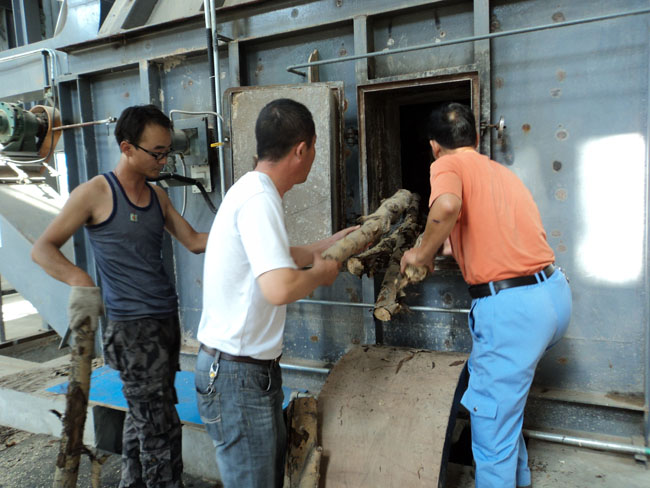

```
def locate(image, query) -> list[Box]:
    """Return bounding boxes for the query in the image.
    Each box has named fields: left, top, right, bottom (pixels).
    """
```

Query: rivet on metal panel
left=555, top=128, right=569, bottom=140
left=551, top=230, right=562, bottom=238
left=522, top=123, right=531, bottom=133
left=557, top=243, right=567, bottom=253
left=335, top=0, right=343, bottom=7
left=291, top=8, right=298, bottom=18
left=551, top=88, right=561, bottom=98
left=552, top=160, right=562, bottom=172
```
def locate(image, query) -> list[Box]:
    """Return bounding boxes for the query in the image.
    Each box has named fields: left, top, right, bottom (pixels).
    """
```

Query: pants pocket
left=461, top=388, right=498, bottom=419
left=195, top=371, right=225, bottom=445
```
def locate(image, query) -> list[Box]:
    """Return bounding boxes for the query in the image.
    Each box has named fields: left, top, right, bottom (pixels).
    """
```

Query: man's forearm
left=32, top=243, right=95, bottom=287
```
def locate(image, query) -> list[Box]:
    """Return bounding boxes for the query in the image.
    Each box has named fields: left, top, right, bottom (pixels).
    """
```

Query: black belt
left=199, top=344, right=281, bottom=367
left=468, top=264, right=555, bottom=299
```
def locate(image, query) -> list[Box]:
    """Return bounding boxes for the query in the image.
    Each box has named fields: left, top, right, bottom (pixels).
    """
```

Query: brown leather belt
left=199, top=344, right=280, bottom=367
left=468, top=264, right=555, bottom=299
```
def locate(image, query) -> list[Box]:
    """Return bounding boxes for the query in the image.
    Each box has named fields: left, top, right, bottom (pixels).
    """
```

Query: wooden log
left=322, top=189, right=413, bottom=262
left=402, top=234, right=429, bottom=284
left=284, top=396, right=320, bottom=488
left=346, top=231, right=397, bottom=277
left=373, top=195, right=423, bottom=321
left=53, top=318, right=95, bottom=488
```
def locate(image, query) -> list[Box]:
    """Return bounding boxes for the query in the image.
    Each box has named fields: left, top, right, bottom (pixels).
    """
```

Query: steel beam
left=11, top=0, right=41, bottom=46
left=0, top=274, right=5, bottom=343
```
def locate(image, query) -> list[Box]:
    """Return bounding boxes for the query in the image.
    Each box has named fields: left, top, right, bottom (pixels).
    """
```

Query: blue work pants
left=461, top=269, right=572, bottom=487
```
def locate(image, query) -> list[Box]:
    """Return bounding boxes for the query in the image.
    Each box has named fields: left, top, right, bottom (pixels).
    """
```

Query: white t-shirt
left=197, top=171, right=297, bottom=359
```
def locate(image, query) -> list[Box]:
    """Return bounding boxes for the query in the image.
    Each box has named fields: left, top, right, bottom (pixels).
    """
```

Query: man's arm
left=154, top=186, right=208, bottom=254
left=290, top=225, right=359, bottom=268
left=400, top=193, right=461, bottom=274
left=257, top=252, right=341, bottom=305
left=31, top=181, right=100, bottom=287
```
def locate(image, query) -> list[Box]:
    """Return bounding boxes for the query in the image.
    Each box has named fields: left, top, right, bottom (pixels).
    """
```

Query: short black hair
left=427, top=103, right=477, bottom=149
left=114, top=105, right=171, bottom=146
left=255, top=98, right=315, bottom=162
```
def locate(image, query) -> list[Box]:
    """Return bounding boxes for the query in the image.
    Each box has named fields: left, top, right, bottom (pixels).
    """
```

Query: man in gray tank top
left=32, top=105, right=208, bottom=488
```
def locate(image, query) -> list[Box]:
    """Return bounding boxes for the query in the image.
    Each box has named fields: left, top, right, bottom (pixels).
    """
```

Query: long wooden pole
left=53, top=318, right=95, bottom=488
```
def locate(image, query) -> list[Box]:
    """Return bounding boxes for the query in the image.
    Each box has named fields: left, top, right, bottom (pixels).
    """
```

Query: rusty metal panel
left=227, top=83, right=345, bottom=245
left=318, top=345, right=468, bottom=487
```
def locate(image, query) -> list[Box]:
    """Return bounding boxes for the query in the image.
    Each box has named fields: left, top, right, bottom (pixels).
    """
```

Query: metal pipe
left=169, top=109, right=222, bottom=122
left=280, top=362, right=330, bottom=375
left=52, top=116, right=116, bottom=131
left=209, top=0, right=227, bottom=201
left=287, top=7, right=650, bottom=75
left=295, top=298, right=469, bottom=315
left=523, top=429, right=650, bottom=457
left=0, top=275, right=5, bottom=343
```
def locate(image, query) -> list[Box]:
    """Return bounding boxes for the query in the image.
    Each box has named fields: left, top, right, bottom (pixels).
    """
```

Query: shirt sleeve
left=428, top=155, right=463, bottom=207
left=237, top=193, right=298, bottom=278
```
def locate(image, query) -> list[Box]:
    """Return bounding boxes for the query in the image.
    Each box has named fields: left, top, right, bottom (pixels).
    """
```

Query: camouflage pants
left=103, top=315, right=184, bottom=488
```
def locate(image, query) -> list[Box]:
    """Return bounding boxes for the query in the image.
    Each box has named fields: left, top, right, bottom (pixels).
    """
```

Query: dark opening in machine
left=358, top=73, right=479, bottom=216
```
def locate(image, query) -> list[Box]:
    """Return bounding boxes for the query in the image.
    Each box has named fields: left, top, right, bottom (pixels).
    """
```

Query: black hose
left=151, top=173, right=217, bottom=214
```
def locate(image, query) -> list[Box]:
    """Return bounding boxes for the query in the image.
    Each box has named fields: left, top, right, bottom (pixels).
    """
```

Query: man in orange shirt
left=401, top=103, right=571, bottom=488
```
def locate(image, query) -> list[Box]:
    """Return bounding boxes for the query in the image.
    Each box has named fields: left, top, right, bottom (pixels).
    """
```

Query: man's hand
left=67, top=286, right=104, bottom=332
left=312, top=252, right=341, bottom=286
left=400, top=248, right=435, bottom=275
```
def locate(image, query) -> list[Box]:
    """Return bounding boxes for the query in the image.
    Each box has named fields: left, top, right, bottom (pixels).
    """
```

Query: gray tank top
left=86, top=172, right=177, bottom=320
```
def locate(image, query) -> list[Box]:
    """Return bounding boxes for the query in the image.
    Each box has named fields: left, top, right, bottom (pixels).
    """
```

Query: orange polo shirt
left=429, top=150, right=554, bottom=285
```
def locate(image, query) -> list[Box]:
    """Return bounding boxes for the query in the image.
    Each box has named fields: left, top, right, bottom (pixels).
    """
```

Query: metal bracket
left=481, top=116, right=506, bottom=145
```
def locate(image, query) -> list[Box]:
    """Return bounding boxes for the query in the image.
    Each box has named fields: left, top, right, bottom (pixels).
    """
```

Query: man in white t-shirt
left=195, top=98, right=354, bottom=488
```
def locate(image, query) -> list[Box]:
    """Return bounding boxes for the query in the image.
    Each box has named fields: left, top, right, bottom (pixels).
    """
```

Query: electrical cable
left=150, top=173, right=217, bottom=214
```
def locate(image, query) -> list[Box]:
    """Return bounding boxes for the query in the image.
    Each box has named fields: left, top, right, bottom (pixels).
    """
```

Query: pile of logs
left=322, top=189, right=429, bottom=321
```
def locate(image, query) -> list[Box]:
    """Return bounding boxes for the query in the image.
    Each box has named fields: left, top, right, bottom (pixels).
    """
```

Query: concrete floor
left=446, top=439, right=649, bottom=487
left=1, top=286, right=649, bottom=487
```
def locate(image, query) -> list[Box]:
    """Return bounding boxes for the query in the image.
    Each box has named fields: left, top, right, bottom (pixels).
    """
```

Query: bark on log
left=53, top=318, right=95, bottom=488
left=346, top=232, right=397, bottom=277
left=373, top=196, right=424, bottom=321
left=284, top=396, right=320, bottom=488
left=322, top=189, right=414, bottom=262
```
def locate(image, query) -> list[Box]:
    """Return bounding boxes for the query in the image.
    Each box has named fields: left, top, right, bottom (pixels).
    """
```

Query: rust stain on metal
left=556, top=70, right=566, bottom=82
left=557, top=243, right=567, bottom=253
left=495, top=77, right=504, bottom=89
left=554, top=188, right=568, bottom=201
left=310, top=335, right=319, bottom=342
left=522, top=123, right=531, bottom=133
left=339, top=46, right=348, bottom=57
left=552, top=12, right=565, bottom=22
left=557, top=357, right=569, bottom=365
left=490, top=15, right=501, bottom=32
left=123, top=91, right=130, bottom=98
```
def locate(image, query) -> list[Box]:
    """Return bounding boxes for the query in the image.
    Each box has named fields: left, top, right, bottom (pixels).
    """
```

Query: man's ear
left=295, top=140, right=308, bottom=161
left=429, top=140, right=440, bottom=159
left=119, top=140, right=132, bottom=155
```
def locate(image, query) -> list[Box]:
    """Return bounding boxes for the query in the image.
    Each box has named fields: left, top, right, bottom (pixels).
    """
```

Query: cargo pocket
left=461, top=388, right=498, bottom=419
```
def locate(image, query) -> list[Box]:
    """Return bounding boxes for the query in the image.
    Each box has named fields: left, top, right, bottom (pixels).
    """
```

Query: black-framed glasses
left=131, top=142, right=171, bottom=161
